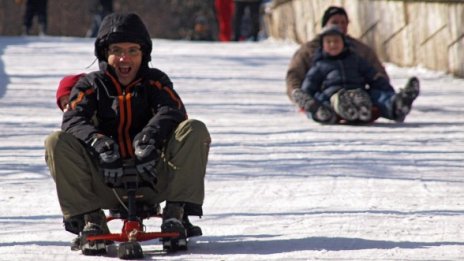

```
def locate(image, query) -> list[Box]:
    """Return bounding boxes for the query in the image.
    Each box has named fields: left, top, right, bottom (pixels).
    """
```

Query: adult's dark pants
left=234, top=1, right=261, bottom=41
left=24, top=0, right=48, bottom=33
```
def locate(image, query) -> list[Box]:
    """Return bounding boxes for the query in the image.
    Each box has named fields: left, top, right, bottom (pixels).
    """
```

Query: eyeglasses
left=108, top=47, right=142, bottom=57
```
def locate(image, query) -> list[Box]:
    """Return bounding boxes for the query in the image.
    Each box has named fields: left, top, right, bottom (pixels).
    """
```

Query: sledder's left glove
left=133, top=131, right=159, bottom=188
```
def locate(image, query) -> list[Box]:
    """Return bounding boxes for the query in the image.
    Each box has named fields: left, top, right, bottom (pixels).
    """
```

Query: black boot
left=394, top=77, right=420, bottom=122
left=182, top=214, right=202, bottom=238
left=63, top=215, right=84, bottom=251
left=161, top=203, right=187, bottom=251
left=80, top=210, right=109, bottom=256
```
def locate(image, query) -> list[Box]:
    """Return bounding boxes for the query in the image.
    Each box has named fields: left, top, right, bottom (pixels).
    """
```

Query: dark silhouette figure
left=20, top=0, right=48, bottom=36
left=233, top=0, right=262, bottom=41
left=86, top=0, right=114, bottom=38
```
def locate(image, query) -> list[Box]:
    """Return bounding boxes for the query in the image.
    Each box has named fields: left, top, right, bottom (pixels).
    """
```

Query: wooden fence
left=264, top=0, right=464, bottom=77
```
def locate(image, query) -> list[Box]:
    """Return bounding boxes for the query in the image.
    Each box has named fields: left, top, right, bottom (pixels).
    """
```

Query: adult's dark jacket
left=301, top=47, right=393, bottom=102
left=62, top=12, right=187, bottom=159
left=62, top=63, right=187, bottom=160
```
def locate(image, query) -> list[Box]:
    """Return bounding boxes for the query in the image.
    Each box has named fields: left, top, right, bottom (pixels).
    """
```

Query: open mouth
left=119, top=66, right=131, bottom=75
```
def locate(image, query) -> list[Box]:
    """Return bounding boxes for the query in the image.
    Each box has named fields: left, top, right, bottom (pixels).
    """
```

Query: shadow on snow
left=190, top=235, right=464, bottom=254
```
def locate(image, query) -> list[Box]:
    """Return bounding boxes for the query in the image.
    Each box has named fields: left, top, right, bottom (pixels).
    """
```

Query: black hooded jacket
left=61, top=13, right=187, bottom=159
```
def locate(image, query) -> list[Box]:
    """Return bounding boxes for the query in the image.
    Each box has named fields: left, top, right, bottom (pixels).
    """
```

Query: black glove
left=291, top=89, right=320, bottom=113
left=133, top=131, right=159, bottom=188
left=91, top=135, right=123, bottom=187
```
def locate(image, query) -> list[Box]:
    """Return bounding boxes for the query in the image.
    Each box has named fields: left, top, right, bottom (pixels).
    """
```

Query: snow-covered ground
left=0, top=36, right=463, bottom=260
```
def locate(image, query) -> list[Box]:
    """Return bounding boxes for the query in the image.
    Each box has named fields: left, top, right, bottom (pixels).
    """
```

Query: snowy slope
left=0, top=36, right=463, bottom=260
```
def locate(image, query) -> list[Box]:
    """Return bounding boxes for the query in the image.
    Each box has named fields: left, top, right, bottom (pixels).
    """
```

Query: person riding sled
left=287, top=6, right=419, bottom=124
left=300, top=25, right=420, bottom=124
left=44, top=12, right=211, bottom=255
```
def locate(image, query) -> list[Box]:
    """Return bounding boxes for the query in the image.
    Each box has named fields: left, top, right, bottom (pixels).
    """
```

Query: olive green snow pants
left=44, top=119, right=210, bottom=219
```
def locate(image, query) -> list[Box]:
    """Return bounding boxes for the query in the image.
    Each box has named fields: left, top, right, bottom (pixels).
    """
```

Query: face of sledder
left=107, top=42, right=143, bottom=86
left=322, top=34, right=344, bottom=56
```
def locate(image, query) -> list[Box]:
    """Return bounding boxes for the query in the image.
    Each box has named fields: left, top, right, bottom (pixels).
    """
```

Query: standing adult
left=17, top=0, right=48, bottom=36
left=86, top=0, right=114, bottom=38
left=45, top=13, right=211, bottom=255
left=215, top=0, right=234, bottom=41
left=233, top=0, right=262, bottom=41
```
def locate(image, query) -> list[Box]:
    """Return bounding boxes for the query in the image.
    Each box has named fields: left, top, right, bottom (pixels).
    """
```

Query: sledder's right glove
left=291, top=89, right=320, bottom=113
left=91, top=135, right=123, bottom=187
left=133, top=131, right=159, bottom=189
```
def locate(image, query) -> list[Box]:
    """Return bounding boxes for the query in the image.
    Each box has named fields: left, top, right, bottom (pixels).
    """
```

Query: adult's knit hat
left=94, top=13, right=152, bottom=64
left=56, top=73, right=85, bottom=111
left=321, top=6, right=348, bottom=28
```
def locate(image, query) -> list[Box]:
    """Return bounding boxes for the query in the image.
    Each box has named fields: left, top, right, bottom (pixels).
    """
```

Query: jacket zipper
left=105, top=72, right=137, bottom=159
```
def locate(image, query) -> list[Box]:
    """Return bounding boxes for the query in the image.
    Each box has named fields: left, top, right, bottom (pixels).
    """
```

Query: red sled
left=85, top=165, right=185, bottom=259
left=86, top=202, right=181, bottom=259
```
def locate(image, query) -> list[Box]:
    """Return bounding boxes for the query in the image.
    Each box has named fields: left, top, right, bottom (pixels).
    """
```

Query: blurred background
left=0, top=0, right=271, bottom=41
left=0, top=0, right=220, bottom=39
left=0, top=0, right=463, bottom=77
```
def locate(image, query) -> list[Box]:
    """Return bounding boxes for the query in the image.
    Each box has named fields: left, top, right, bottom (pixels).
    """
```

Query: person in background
left=300, top=25, right=420, bottom=124
left=215, top=0, right=234, bottom=41
left=186, top=15, right=214, bottom=41
left=288, top=6, right=419, bottom=124
left=287, top=6, right=388, bottom=102
left=56, top=74, right=86, bottom=112
left=44, top=13, right=211, bottom=255
left=233, top=0, right=262, bottom=41
left=16, top=0, right=48, bottom=36
left=86, top=0, right=113, bottom=38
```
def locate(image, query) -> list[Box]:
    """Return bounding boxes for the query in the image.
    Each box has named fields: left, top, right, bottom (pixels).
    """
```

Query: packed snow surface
left=0, top=36, right=463, bottom=260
